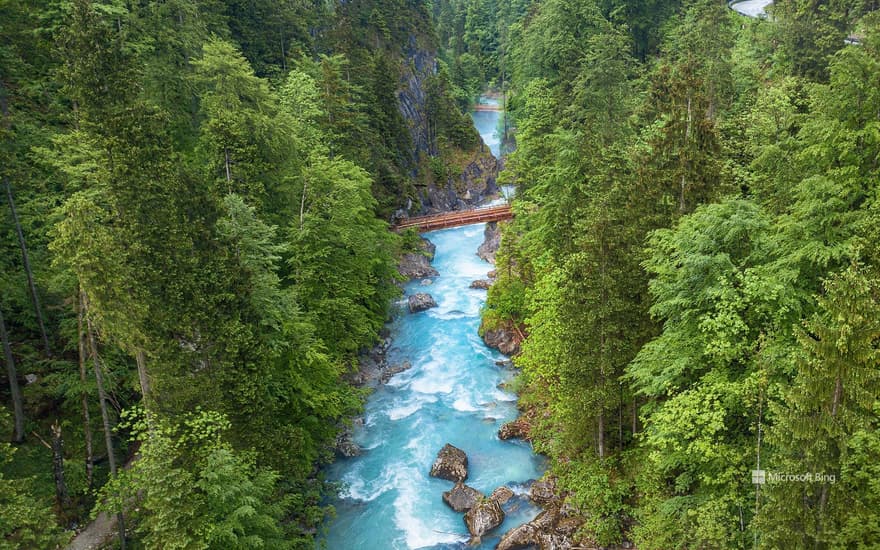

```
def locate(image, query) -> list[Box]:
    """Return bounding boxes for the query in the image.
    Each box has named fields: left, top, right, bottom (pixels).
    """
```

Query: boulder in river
left=334, top=429, right=361, bottom=458
left=470, top=279, right=492, bottom=290
left=498, top=417, right=530, bottom=441
left=442, top=482, right=483, bottom=512
left=379, top=361, right=412, bottom=384
left=490, top=486, right=515, bottom=505
left=408, top=293, right=437, bottom=313
left=529, top=477, right=559, bottom=507
left=464, top=497, right=505, bottom=541
left=398, top=237, right=438, bottom=280
left=430, top=443, right=468, bottom=482
left=481, top=324, right=521, bottom=356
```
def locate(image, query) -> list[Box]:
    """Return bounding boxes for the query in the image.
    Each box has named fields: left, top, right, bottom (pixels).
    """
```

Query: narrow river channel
left=322, top=99, right=545, bottom=549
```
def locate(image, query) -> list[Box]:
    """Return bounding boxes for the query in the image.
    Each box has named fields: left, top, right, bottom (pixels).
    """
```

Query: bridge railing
left=394, top=204, right=513, bottom=232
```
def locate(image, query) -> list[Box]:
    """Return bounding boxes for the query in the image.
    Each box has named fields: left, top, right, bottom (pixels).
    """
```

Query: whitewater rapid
left=322, top=224, right=546, bottom=549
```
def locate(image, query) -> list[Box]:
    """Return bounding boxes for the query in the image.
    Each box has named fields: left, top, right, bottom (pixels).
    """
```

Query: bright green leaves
left=0, top=412, right=69, bottom=549
left=287, top=156, right=400, bottom=360
left=193, top=38, right=284, bottom=201
left=631, top=199, right=785, bottom=394
left=100, top=410, right=290, bottom=550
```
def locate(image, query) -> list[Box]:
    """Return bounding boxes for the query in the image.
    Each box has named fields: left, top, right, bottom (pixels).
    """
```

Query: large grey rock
left=442, top=482, right=483, bottom=512
left=490, top=486, right=515, bottom=505
left=408, top=293, right=437, bottom=313
left=498, top=418, right=530, bottom=441
left=334, top=426, right=361, bottom=458
left=398, top=237, right=437, bottom=280
left=482, top=324, right=521, bottom=356
left=496, top=507, right=581, bottom=550
left=398, top=253, right=438, bottom=280
left=464, top=497, right=505, bottom=541
left=430, top=444, right=468, bottom=482
left=470, top=279, right=492, bottom=290
left=380, top=361, right=412, bottom=384
left=529, top=478, right=559, bottom=507
left=477, top=221, right=502, bottom=264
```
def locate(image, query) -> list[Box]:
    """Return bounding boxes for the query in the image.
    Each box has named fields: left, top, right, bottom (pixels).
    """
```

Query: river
left=470, top=96, right=503, bottom=158
left=321, top=99, right=543, bottom=549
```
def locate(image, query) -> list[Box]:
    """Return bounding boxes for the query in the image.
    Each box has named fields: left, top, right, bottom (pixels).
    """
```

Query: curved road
left=730, top=0, right=773, bottom=18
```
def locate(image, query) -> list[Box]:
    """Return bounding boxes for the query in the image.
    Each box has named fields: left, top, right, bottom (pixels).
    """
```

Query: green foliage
left=758, top=265, right=880, bottom=548
left=287, top=156, right=401, bottom=360
left=100, top=409, right=291, bottom=549
left=0, top=413, right=68, bottom=549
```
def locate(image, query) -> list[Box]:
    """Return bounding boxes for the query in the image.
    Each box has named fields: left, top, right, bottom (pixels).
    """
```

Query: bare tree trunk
left=1, top=306, right=25, bottom=442
left=50, top=421, right=71, bottom=508
left=77, top=291, right=94, bottom=488
left=224, top=147, right=232, bottom=184
left=632, top=397, right=638, bottom=435
left=4, top=177, right=51, bottom=357
left=135, top=349, right=151, bottom=406
left=299, top=178, right=308, bottom=230
left=598, top=410, right=606, bottom=459
left=680, top=95, right=693, bottom=214
left=84, top=297, right=126, bottom=549
left=817, top=375, right=843, bottom=544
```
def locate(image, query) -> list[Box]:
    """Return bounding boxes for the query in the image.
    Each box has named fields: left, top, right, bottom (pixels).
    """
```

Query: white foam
left=343, top=466, right=396, bottom=502
left=410, top=376, right=454, bottom=394
left=452, top=396, right=479, bottom=412
left=393, top=468, right=468, bottom=548
left=387, top=395, right=436, bottom=420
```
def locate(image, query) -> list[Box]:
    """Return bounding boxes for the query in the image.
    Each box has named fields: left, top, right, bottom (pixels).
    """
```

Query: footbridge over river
left=394, top=204, right=513, bottom=232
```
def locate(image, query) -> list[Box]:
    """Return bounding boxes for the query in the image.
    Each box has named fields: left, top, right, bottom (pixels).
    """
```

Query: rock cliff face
left=397, top=35, right=498, bottom=215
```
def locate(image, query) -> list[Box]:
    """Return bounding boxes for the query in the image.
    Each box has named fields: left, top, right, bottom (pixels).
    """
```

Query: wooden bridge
left=394, top=204, right=513, bottom=232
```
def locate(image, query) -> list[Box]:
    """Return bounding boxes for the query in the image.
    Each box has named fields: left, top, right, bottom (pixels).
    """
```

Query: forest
left=1, top=0, right=879, bottom=548
left=481, top=0, right=880, bottom=547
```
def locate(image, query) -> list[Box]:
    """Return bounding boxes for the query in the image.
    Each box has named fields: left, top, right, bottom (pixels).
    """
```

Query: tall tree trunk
left=816, top=374, right=843, bottom=545
left=77, top=291, right=94, bottom=488
left=224, top=147, right=232, bottom=184
left=84, top=297, right=126, bottom=549
left=4, top=177, right=51, bottom=357
left=1, top=306, right=25, bottom=443
left=50, top=421, right=71, bottom=508
left=135, top=349, right=151, bottom=406
left=680, top=95, right=693, bottom=213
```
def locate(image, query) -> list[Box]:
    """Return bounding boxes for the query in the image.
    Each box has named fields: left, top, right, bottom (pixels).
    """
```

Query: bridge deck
left=394, top=204, right=513, bottom=232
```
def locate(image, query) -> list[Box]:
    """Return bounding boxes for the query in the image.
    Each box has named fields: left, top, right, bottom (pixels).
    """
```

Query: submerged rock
left=442, top=482, right=483, bottom=512
left=408, top=293, right=438, bottom=313
left=430, top=443, right=469, bottom=482
left=464, top=497, right=505, bottom=541
left=477, top=221, right=502, bottom=264
left=470, top=279, right=492, bottom=290
left=421, top=278, right=434, bottom=286
left=380, top=361, right=412, bottom=384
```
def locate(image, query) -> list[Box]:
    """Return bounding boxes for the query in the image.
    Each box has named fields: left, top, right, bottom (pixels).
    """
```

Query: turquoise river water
left=322, top=101, right=544, bottom=549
